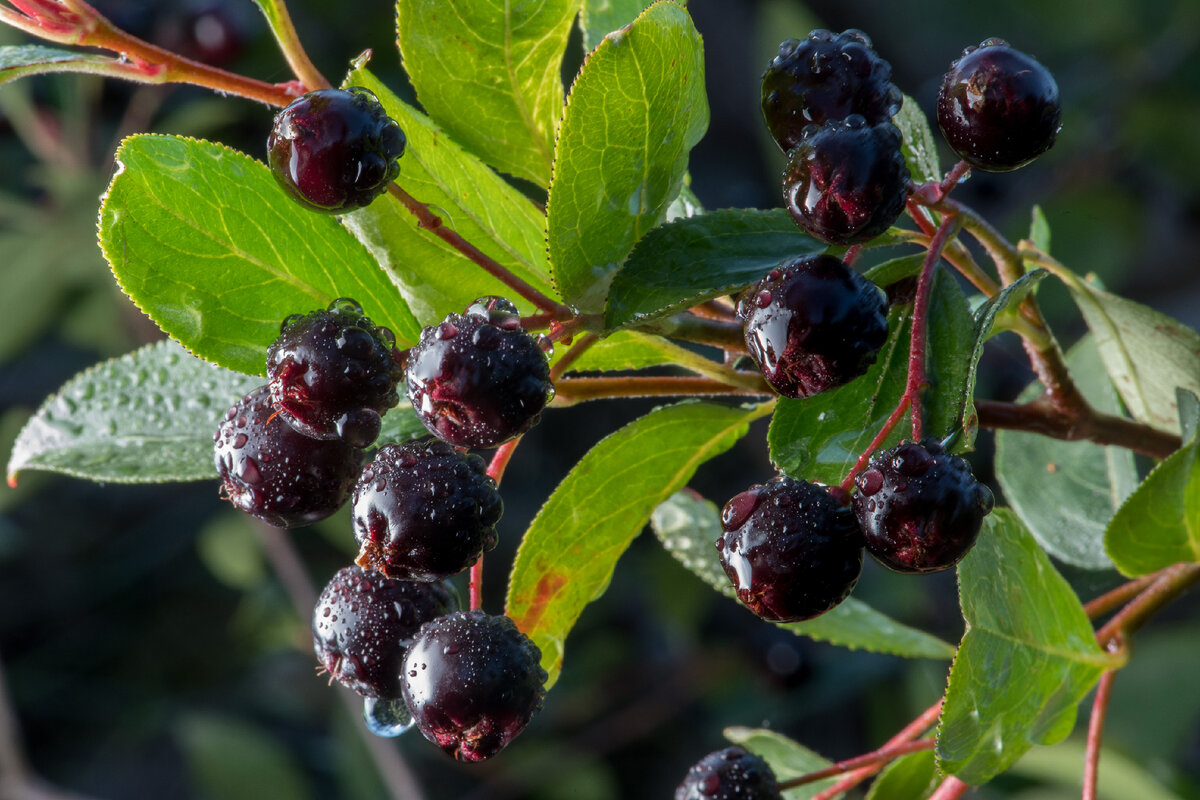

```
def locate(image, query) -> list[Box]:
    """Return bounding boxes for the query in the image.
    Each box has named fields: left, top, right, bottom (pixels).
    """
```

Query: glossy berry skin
left=213, top=385, right=362, bottom=527
left=761, top=29, right=902, bottom=152
left=936, top=39, right=1061, bottom=172
left=406, top=297, right=553, bottom=449
left=853, top=439, right=995, bottom=573
left=783, top=117, right=909, bottom=245
left=718, top=476, right=864, bottom=622
left=312, top=566, right=457, bottom=699
left=267, top=297, right=404, bottom=447
left=267, top=87, right=405, bottom=213
left=402, top=611, right=547, bottom=762
left=738, top=254, right=888, bottom=399
left=675, top=746, right=782, bottom=800
left=352, top=439, right=503, bottom=581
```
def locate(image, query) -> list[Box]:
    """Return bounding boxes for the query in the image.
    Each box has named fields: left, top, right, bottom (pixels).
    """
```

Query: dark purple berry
left=267, top=87, right=406, bottom=213
left=737, top=254, right=888, bottom=398
left=406, top=297, right=553, bottom=449
left=267, top=297, right=404, bottom=447
left=352, top=439, right=503, bottom=581
left=312, top=566, right=458, bottom=699
left=761, top=29, right=902, bottom=152
left=402, top=610, right=546, bottom=762
left=675, top=746, right=782, bottom=800
left=936, top=39, right=1061, bottom=172
left=783, top=116, right=909, bottom=245
left=853, top=439, right=994, bottom=573
left=718, top=476, right=863, bottom=622
left=213, top=386, right=362, bottom=527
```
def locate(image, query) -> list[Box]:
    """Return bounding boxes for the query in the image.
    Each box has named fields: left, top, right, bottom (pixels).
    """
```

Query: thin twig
left=777, top=739, right=934, bottom=790
left=909, top=215, right=962, bottom=440
left=1084, top=574, right=1161, bottom=620
left=1083, top=671, right=1117, bottom=800
left=811, top=700, right=943, bottom=800
left=470, top=440, right=522, bottom=612
left=553, top=375, right=772, bottom=405
left=1094, top=563, right=1200, bottom=647
left=928, top=776, right=971, bottom=799
left=975, top=399, right=1181, bottom=460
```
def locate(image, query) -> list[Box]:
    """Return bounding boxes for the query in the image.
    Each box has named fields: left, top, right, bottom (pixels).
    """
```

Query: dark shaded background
left=1, top=0, right=1199, bottom=798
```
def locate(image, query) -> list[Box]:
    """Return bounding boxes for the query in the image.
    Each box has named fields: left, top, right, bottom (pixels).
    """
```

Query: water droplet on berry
left=857, top=468, right=884, bottom=495
left=438, top=322, right=458, bottom=340
left=535, top=334, right=554, bottom=356
left=362, top=697, right=414, bottom=737
left=755, top=290, right=773, bottom=308
left=721, top=490, right=761, bottom=530
left=239, top=457, right=262, bottom=484
left=233, top=433, right=248, bottom=449
left=329, top=297, right=364, bottom=316
left=700, top=773, right=721, bottom=794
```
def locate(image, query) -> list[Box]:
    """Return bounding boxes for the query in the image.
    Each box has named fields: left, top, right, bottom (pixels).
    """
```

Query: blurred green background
left=1, top=0, right=1199, bottom=797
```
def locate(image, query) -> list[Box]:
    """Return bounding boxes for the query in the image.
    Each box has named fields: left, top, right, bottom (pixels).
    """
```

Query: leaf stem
left=1084, top=574, right=1161, bottom=620
left=250, top=0, right=329, bottom=91
left=386, top=183, right=571, bottom=317
left=1094, top=563, right=1200, bottom=648
left=928, top=776, right=971, bottom=800
left=776, top=739, right=934, bottom=790
left=471, top=439, right=522, bottom=612
left=552, top=375, right=772, bottom=405
left=1083, top=670, right=1116, bottom=800
left=909, top=215, right=961, bottom=441
left=549, top=333, right=600, bottom=381
left=975, top=398, right=1181, bottom=460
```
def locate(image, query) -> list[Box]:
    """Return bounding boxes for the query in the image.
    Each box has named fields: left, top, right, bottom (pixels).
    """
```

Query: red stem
left=777, top=739, right=934, bottom=790
left=839, top=396, right=911, bottom=494
left=929, top=776, right=971, bottom=800
left=470, top=440, right=521, bottom=612
left=1083, top=671, right=1116, bottom=800
left=1084, top=574, right=1160, bottom=620
left=908, top=216, right=960, bottom=441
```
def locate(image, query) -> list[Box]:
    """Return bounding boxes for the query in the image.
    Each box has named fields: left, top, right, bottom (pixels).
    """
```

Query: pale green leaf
left=894, top=93, right=940, bottom=184
left=0, top=44, right=118, bottom=85
left=723, top=727, right=836, bottom=799
left=865, top=750, right=938, bottom=800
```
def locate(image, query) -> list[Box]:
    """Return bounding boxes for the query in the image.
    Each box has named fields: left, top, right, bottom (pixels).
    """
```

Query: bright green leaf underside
left=937, top=510, right=1120, bottom=784
left=0, top=44, right=117, bottom=85
left=505, top=400, right=766, bottom=687
left=723, top=727, right=836, bottom=799
left=98, top=134, right=419, bottom=376
left=547, top=0, right=708, bottom=312
left=651, top=490, right=956, bottom=659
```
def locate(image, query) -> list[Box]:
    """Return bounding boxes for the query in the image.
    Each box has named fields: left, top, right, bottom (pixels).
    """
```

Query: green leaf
left=0, top=44, right=117, bottom=85
left=176, top=713, right=313, bottom=800
left=894, top=94, right=941, bottom=184
left=1056, top=270, right=1200, bottom=434
left=769, top=270, right=974, bottom=485
left=98, top=135, right=419, bottom=375
left=865, top=749, right=939, bottom=800
left=603, top=208, right=825, bottom=330
left=563, top=330, right=735, bottom=385
left=396, top=0, right=578, bottom=185
left=723, top=727, right=836, bottom=799
left=7, top=340, right=259, bottom=485
left=651, top=490, right=956, bottom=659
left=339, top=67, right=557, bottom=324
left=937, top=510, right=1121, bottom=784
left=579, top=0, right=673, bottom=52
left=505, top=400, right=767, bottom=687
left=546, top=0, right=708, bottom=312
left=1105, top=433, right=1200, bottom=576
left=995, top=336, right=1138, bottom=570
left=862, top=253, right=926, bottom=288
left=1029, top=205, right=1052, bottom=253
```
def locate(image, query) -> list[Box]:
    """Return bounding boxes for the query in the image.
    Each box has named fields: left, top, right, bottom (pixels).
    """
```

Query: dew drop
left=721, top=489, right=761, bottom=530
left=362, top=697, right=414, bottom=738
left=755, top=289, right=773, bottom=308
left=438, top=322, right=458, bottom=340
left=857, top=468, right=884, bottom=496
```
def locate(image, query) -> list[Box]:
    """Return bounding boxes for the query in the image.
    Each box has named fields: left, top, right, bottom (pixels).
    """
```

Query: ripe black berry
left=782, top=117, right=909, bottom=245
left=312, top=566, right=458, bottom=699
left=267, top=87, right=405, bottom=213
left=213, top=385, right=362, bottom=527
left=352, top=439, right=503, bottom=581
left=936, top=39, right=1061, bottom=172
left=853, top=439, right=994, bottom=573
left=402, top=610, right=547, bottom=762
left=737, top=254, right=888, bottom=398
left=761, top=29, right=902, bottom=152
left=406, top=297, right=553, bottom=449
left=267, top=297, right=404, bottom=447
left=718, top=476, right=863, bottom=622
left=675, top=746, right=782, bottom=800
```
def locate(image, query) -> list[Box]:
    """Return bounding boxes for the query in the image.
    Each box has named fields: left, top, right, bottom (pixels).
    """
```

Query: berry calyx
left=267, top=297, right=404, bottom=447
left=737, top=254, right=889, bottom=399
left=675, top=746, right=782, bottom=800
left=718, top=476, right=864, bottom=622
left=761, top=29, right=902, bottom=152
left=936, top=39, right=1061, bottom=172
left=312, top=566, right=458, bottom=699
left=267, top=87, right=406, bottom=213
left=853, top=438, right=995, bottom=573
left=401, top=610, right=547, bottom=762
left=405, top=297, right=554, bottom=449
left=352, top=439, right=503, bottom=581
left=213, top=385, right=362, bottom=528
left=782, top=116, right=909, bottom=245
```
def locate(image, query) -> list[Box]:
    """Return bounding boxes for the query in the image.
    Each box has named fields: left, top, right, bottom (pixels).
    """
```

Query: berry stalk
left=251, top=0, right=330, bottom=92
left=776, top=738, right=934, bottom=790
left=553, top=375, right=773, bottom=405
left=1083, top=670, right=1117, bottom=800
left=908, top=215, right=961, bottom=441
left=470, top=440, right=522, bottom=612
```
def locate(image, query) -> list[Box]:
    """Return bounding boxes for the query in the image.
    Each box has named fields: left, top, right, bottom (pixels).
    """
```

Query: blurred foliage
left=0, top=0, right=1197, bottom=798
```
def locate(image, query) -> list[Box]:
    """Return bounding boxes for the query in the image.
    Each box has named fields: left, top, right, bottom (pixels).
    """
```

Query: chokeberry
left=782, top=116, right=909, bottom=244
left=936, top=39, right=1061, bottom=172
left=761, top=29, right=902, bottom=152
left=267, top=297, right=404, bottom=447
left=213, top=385, right=362, bottom=527
left=352, top=439, right=503, bottom=581
left=853, top=439, right=994, bottom=573
left=675, top=746, right=782, bottom=800
left=312, top=566, right=458, bottom=699
left=718, top=476, right=864, bottom=622
left=405, top=297, right=553, bottom=449
left=402, top=610, right=547, bottom=762
left=737, top=254, right=888, bottom=398
left=267, top=87, right=406, bottom=213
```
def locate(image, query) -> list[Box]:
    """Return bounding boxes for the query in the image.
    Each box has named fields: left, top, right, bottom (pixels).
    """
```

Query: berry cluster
left=213, top=288, right=552, bottom=759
